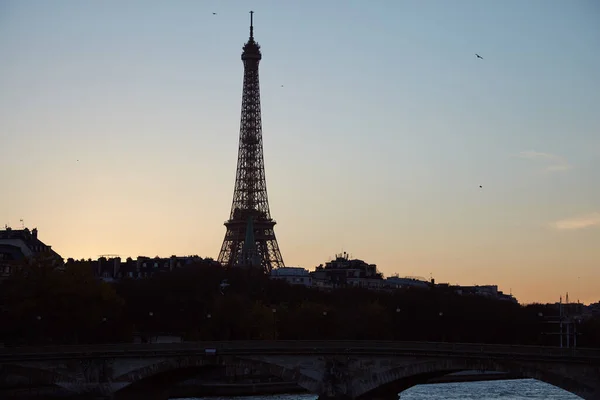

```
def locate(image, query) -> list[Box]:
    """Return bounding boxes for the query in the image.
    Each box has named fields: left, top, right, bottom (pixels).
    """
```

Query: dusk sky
left=1, top=0, right=599, bottom=304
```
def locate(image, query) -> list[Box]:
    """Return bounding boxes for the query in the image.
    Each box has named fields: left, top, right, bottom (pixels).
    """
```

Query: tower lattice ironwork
left=217, top=11, right=284, bottom=274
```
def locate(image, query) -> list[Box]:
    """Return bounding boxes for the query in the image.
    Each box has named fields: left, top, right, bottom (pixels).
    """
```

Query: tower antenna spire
left=249, top=10, right=254, bottom=40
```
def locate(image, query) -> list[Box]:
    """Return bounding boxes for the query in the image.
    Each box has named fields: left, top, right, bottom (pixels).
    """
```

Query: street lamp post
left=204, top=313, right=212, bottom=340
left=394, top=307, right=401, bottom=340
left=100, top=317, right=108, bottom=342
left=272, top=308, right=277, bottom=339
left=146, top=311, right=154, bottom=343
left=322, top=311, right=329, bottom=339
left=35, top=315, right=42, bottom=344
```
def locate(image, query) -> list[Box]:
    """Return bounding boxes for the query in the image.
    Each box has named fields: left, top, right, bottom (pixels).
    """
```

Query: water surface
left=176, top=378, right=581, bottom=399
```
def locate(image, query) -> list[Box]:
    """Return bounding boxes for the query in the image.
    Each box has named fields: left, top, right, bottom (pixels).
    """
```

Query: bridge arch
left=354, top=357, right=595, bottom=400
left=0, top=363, right=76, bottom=395
left=112, top=355, right=321, bottom=399
left=112, top=357, right=219, bottom=398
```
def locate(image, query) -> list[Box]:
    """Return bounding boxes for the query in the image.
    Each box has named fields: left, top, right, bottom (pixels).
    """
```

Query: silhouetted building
left=586, top=301, right=600, bottom=318
left=386, top=275, right=430, bottom=290
left=449, top=284, right=517, bottom=303
left=456, top=285, right=499, bottom=298
left=270, top=267, right=312, bottom=287
left=0, top=227, right=62, bottom=279
left=312, top=253, right=384, bottom=289
left=67, top=255, right=209, bottom=282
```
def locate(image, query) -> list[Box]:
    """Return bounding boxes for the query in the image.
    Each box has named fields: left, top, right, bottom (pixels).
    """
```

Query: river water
left=176, top=379, right=581, bottom=399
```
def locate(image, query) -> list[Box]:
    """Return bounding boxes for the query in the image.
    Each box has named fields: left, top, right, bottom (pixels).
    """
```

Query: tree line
left=1, top=258, right=598, bottom=347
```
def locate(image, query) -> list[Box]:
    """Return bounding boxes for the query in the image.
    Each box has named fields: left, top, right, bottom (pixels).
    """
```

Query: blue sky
left=1, top=0, right=599, bottom=303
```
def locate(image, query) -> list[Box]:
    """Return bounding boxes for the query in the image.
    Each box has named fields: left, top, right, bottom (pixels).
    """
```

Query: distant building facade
left=455, top=285, right=517, bottom=302
left=304, top=253, right=517, bottom=303
left=386, top=275, right=431, bottom=290
left=586, top=301, right=600, bottom=318
left=0, top=227, right=62, bottom=280
left=311, top=253, right=385, bottom=290
left=438, top=283, right=518, bottom=303
left=270, top=267, right=312, bottom=287
left=67, top=255, right=212, bottom=282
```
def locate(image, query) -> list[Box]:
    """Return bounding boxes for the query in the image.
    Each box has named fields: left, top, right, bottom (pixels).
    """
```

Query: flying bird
left=479, top=185, right=483, bottom=188
left=212, top=12, right=217, bottom=15
left=475, top=54, right=484, bottom=60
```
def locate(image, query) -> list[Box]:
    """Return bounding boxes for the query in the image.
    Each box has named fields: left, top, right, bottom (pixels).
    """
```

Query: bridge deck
left=1, top=341, right=599, bottom=363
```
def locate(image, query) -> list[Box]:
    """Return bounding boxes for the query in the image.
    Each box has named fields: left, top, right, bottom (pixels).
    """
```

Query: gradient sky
left=1, top=0, right=599, bottom=304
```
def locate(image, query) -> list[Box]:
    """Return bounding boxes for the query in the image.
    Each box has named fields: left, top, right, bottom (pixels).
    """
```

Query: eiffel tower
left=217, top=11, right=284, bottom=274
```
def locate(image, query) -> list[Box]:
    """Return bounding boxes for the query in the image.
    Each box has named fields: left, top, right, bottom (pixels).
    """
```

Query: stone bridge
left=1, top=341, right=599, bottom=400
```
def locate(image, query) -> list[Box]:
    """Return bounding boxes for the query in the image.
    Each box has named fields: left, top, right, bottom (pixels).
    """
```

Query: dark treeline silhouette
left=1, top=259, right=598, bottom=348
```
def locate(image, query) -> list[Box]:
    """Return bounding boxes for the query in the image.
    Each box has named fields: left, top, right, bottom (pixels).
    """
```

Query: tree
left=0, top=258, right=126, bottom=345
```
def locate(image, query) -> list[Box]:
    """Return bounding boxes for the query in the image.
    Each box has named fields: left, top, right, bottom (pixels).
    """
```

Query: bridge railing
left=1, top=340, right=599, bottom=360
left=200, top=340, right=600, bottom=358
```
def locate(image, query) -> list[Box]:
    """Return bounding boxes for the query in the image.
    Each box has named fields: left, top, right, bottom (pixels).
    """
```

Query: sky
left=1, top=0, right=599, bottom=304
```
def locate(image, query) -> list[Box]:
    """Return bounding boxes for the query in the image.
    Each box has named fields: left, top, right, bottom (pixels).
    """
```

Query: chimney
left=32, top=228, right=38, bottom=239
